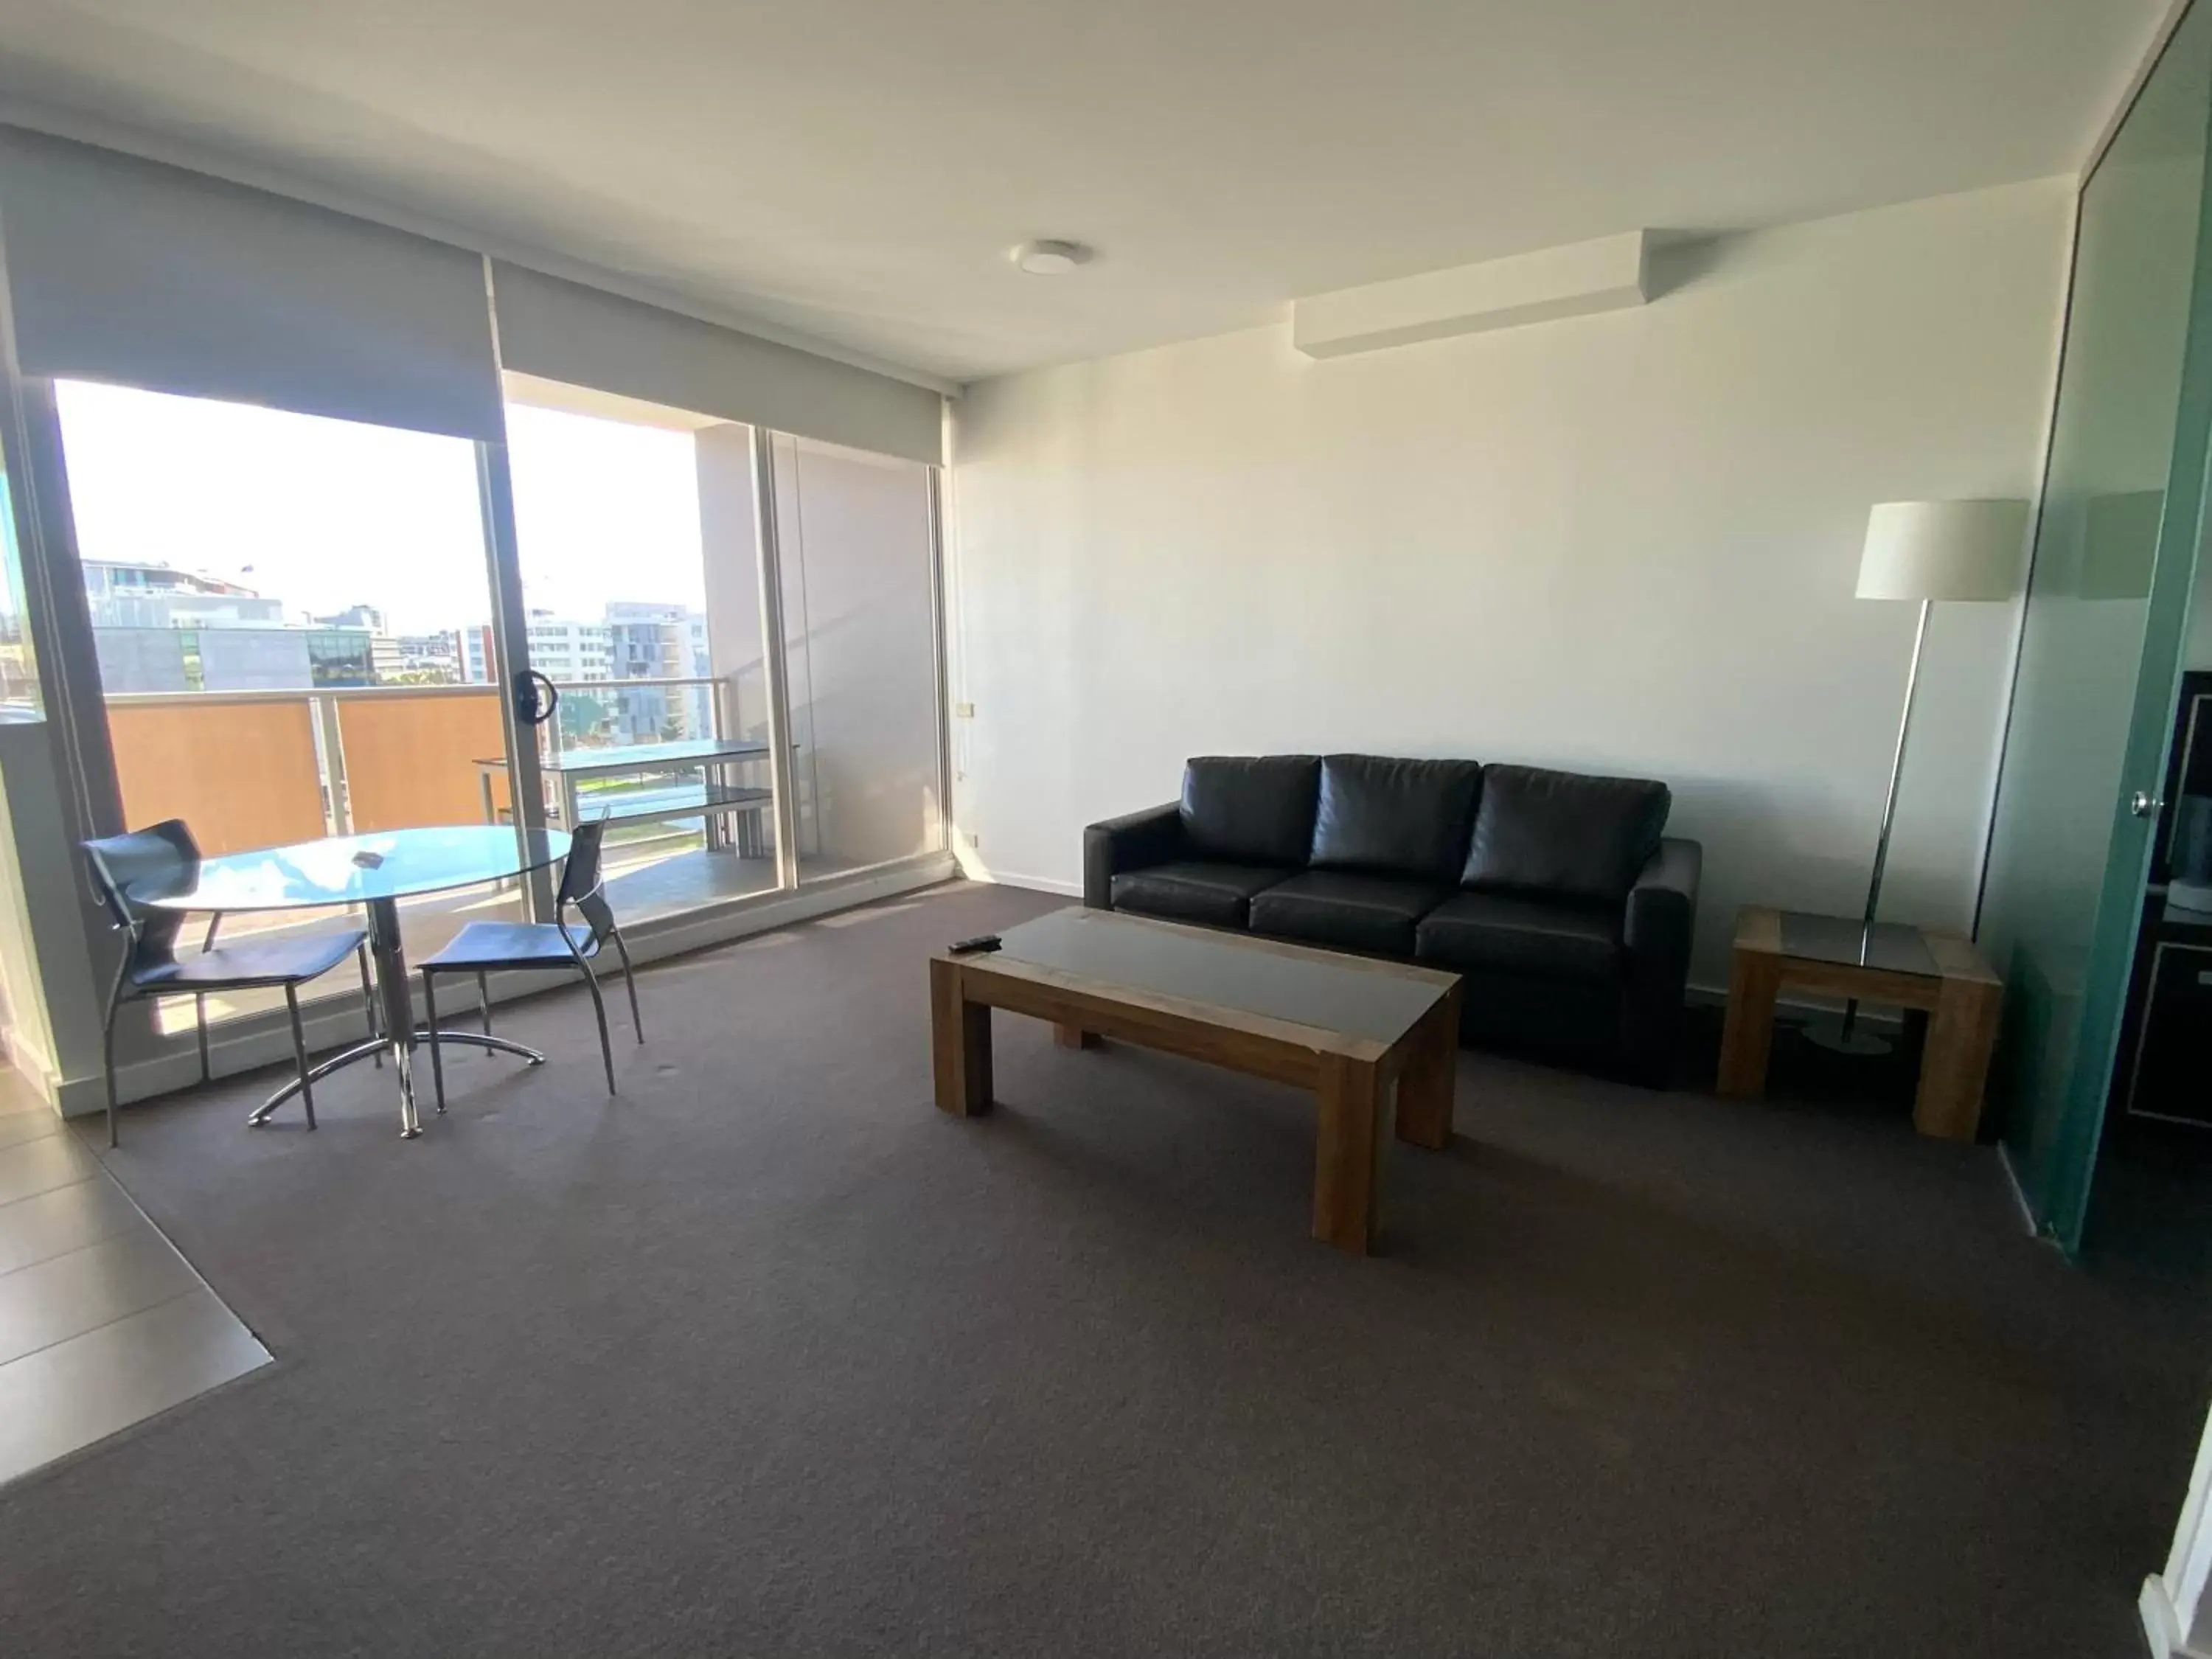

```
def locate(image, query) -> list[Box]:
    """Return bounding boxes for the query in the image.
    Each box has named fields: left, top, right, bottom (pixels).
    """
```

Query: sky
left=54, top=380, right=708, bottom=636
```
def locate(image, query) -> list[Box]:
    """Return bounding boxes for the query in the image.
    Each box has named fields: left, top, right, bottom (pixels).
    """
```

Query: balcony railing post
left=310, top=692, right=350, bottom=835
left=750, top=431, right=801, bottom=894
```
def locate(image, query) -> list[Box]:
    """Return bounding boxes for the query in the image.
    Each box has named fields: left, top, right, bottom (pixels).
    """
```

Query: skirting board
left=972, top=869, right=1082, bottom=899
left=2, top=1022, right=61, bottom=1109
left=60, top=853, right=958, bottom=1119
left=1997, top=1142, right=2045, bottom=1242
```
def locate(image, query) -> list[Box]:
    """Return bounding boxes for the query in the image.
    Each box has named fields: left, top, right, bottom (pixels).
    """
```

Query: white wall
left=694, top=420, right=771, bottom=738
left=946, top=180, right=2073, bottom=987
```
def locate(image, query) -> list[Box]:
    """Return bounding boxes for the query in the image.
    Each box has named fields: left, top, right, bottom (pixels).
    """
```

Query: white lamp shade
left=1856, top=499, right=2030, bottom=602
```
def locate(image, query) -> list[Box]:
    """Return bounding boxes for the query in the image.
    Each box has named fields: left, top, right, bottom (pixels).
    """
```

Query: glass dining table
left=128, top=826, right=571, bottom=1139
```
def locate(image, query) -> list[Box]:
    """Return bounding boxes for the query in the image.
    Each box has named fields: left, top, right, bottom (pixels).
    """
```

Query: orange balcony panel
left=107, top=699, right=324, bottom=856
left=338, top=691, right=510, bottom=831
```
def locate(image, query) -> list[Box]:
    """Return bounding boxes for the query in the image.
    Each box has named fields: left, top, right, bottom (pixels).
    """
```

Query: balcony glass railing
left=104, top=675, right=753, bottom=844
left=104, top=674, right=780, bottom=958
left=105, top=682, right=510, bottom=855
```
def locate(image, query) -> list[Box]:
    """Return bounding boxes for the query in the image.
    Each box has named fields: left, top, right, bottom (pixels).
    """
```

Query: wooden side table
left=1717, top=906, right=2003, bottom=1141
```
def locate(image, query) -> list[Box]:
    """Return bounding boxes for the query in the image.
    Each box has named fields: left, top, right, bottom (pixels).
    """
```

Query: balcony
left=103, top=678, right=803, bottom=1026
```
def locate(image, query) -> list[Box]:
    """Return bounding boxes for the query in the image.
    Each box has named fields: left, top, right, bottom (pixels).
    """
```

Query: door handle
left=2131, top=790, right=2166, bottom=819
left=512, top=669, right=560, bottom=727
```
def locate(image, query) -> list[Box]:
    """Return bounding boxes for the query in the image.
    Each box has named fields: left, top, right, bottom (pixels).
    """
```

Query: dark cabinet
left=2113, top=672, right=2212, bottom=1127
left=2127, top=942, right=2212, bottom=1124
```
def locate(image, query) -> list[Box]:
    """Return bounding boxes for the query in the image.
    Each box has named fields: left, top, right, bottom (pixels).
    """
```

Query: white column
left=693, top=422, right=767, bottom=740
left=2146, top=1402, right=2212, bottom=1657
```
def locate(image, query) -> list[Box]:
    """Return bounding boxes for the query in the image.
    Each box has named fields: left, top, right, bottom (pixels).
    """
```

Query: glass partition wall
left=0, top=128, right=948, bottom=1113
left=1978, top=1, right=2212, bottom=1251
left=44, top=376, right=950, bottom=984
left=29, top=389, right=948, bottom=1051
left=51, top=380, right=528, bottom=1025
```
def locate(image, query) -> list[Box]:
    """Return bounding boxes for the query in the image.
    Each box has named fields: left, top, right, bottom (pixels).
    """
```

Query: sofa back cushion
left=1180, top=756, right=1322, bottom=867
left=1463, top=764, right=1670, bottom=903
left=1308, top=754, right=1484, bottom=881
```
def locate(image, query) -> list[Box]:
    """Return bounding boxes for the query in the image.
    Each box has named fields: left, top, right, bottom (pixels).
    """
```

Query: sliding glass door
left=0, top=125, right=950, bottom=1117
left=46, top=366, right=950, bottom=972
left=499, top=376, right=787, bottom=924
left=497, top=398, right=948, bottom=918
left=768, top=432, right=947, bottom=883
left=51, top=378, right=524, bottom=1020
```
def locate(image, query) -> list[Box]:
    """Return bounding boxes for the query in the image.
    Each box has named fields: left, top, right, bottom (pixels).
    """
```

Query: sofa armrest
left=1083, top=803, right=1185, bottom=908
left=1624, top=837, right=1701, bottom=964
left=1618, top=837, right=1701, bottom=1086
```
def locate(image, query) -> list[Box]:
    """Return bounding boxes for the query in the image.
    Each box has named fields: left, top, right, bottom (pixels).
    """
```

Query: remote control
left=948, top=933, right=1002, bottom=954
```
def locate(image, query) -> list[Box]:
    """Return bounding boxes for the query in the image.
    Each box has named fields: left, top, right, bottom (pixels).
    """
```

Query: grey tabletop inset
left=992, top=908, right=1453, bottom=1046
left=1777, top=912, right=1941, bottom=978
left=129, top=827, right=572, bottom=913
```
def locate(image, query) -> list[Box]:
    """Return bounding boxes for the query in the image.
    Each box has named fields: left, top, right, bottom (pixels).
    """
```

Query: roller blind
left=0, top=126, right=504, bottom=442
left=490, top=262, right=942, bottom=466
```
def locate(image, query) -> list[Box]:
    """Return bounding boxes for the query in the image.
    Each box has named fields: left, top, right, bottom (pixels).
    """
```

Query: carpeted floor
left=1, top=880, right=2206, bottom=1658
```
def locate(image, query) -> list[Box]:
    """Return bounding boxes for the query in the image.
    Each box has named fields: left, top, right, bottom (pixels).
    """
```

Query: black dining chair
left=417, top=818, right=641, bottom=1110
left=83, top=819, right=378, bottom=1149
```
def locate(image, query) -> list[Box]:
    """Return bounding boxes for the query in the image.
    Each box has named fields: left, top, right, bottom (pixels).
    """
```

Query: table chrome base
left=1798, top=1013, right=1896, bottom=1057
left=248, top=1026, right=546, bottom=1138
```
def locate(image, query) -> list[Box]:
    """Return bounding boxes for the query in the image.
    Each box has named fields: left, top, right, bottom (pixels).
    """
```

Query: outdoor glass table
left=129, top=826, right=571, bottom=1139
left=473, top=738, right=776, bottom=854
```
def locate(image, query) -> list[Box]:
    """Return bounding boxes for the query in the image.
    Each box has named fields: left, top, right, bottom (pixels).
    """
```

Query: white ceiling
left=0, top=0, right=2173, bottom=385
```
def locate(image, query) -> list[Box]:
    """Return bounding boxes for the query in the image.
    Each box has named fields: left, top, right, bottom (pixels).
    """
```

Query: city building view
left=84, top=554, right=713, bottom=750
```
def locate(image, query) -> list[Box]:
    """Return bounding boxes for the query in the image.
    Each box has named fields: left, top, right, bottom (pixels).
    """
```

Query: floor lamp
left=1814, top=498, right=2029, bottom=1053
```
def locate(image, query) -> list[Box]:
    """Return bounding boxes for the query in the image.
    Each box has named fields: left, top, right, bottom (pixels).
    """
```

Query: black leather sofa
left=1083, top=755, right=1702, bottom=1085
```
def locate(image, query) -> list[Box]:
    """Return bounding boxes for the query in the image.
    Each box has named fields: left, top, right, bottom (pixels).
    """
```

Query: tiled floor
left=0, top=1067, right=268, bottom=1488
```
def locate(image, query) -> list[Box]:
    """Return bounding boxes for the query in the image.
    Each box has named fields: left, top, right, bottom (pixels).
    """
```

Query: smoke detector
left=1011, top=240, right=1095, bottom=275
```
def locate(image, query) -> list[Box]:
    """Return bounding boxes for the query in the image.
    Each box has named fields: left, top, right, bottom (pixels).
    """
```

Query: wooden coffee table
left=928, top=908, right=1464, bottom=1255
left=1717, top=905, right=2003, bottom=1141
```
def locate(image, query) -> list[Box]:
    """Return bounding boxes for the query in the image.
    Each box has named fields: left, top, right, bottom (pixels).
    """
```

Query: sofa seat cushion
left=1415, top=890, right=1624, bottom=984
left=1180, top=756, right=1322, bottom=868
left=1247, top=871, right=1455, bottom=957
left=1309, top=754, right=1485, bottom=881
left=1462, top=764, right=1671, bottom=903
left=1110, top=861, right=1293, bottom=928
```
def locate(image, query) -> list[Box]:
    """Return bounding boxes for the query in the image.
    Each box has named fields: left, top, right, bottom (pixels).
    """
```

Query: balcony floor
left=603, top=838, right=779, bottom=919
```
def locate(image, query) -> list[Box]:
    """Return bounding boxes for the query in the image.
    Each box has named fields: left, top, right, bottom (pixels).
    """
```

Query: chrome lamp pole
left=1840, top=597, right=1931, bottom=1044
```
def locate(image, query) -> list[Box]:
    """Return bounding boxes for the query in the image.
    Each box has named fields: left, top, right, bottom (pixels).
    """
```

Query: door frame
left=473, top=437, right=557, bottom=919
